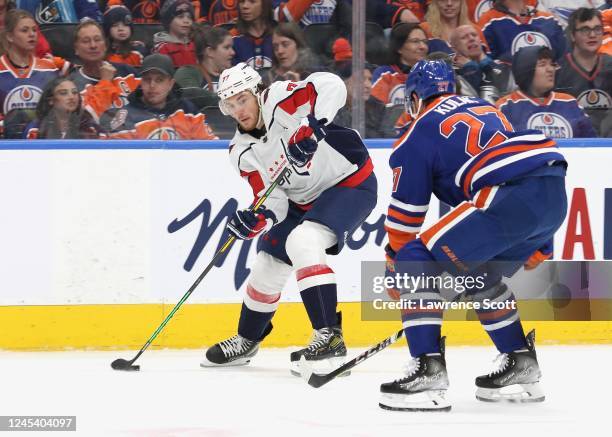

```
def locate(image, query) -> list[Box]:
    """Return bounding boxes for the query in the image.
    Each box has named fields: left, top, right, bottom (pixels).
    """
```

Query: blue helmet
left=405, top=60, right=456, bottom=102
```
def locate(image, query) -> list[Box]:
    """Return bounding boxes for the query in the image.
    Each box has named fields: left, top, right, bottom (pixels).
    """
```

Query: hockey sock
left=237, top=303, right=274, bottom=342
left=474, top=284, right=527, bottom=353
left=405, top=324, right=442, bottom=357
left=482, top=319, right=527, bottom=353
left=300, top=283, right=338, bottom=329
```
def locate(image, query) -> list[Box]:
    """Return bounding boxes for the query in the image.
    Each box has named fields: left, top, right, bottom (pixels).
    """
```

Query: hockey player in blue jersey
left=380, top=60, right=567, bottom=411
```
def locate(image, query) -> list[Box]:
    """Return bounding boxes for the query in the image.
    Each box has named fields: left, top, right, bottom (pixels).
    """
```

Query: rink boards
left=0, top=139, right=610, bottom=349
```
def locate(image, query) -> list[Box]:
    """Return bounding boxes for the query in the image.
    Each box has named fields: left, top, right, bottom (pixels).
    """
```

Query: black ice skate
left=379, top=337, right=451, bottom=412
left=200, top=334, right=260, bottom=367
left=290, top=313, right=348, bottom=377
left=475, top=330, right=545, bottom=403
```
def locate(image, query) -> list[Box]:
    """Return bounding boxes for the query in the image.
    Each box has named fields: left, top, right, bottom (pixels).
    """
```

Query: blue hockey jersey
left=477, top=8, right=566, bottom=61
left=230, top=29, right=273, bottom=71
left=496, top=90, right=597, bottom=138
left=0, top=54, right=58, bottom=116
left=385, top=94, right=565, bottom=251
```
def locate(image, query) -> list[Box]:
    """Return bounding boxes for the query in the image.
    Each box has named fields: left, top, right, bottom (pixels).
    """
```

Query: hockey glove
left=287, top=115, right=327, bottom=167
left=524, top=240, right=553, bottom=271
left=227, top=206, right=278, bottom=240
left=384, top=244, right=401, bottom=301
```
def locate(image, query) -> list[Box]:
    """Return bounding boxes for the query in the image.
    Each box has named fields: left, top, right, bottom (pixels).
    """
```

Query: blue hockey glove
left=227, top=206, right=277, bottom=240
left=287, top=115, right=327, bottom=167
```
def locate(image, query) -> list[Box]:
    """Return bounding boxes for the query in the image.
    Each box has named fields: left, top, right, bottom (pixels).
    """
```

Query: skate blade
left=199, top=357, right=252, bottom=368
left=379, top=390, right=451, bottom=412
left=476, top=383, right=545, bottom=403
left=290, top=356, right=351, bottom=378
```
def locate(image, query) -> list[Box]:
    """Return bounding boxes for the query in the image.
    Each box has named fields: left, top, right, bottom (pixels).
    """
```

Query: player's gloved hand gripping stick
left=111, top=166, right=291, bottom=371
left=286, top=115, right=327, bottom=167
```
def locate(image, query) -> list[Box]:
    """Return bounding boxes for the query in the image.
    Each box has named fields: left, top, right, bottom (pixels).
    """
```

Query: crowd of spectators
left=0, top=0, right=608, bottom=140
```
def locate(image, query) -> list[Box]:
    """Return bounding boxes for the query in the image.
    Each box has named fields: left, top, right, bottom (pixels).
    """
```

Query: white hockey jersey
left=228, top=72, right=373, bottom=222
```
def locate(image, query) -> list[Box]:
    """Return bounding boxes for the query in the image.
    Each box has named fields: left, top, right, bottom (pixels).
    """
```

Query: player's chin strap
left=408, top=94, right=423, bottom=120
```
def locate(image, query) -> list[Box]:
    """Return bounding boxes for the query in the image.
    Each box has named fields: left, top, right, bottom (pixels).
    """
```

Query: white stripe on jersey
left=384, top=219, right=422, bottom=233
left=389, top=197, right=429, bottom=213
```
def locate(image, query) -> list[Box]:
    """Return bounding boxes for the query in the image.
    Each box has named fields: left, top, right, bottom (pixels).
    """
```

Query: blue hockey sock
left=300, top=284, right=338, bottom=329
left=486, top=320, right=527, bottom=353
left=237, top=303, right=274, bottom=342
left=405, top=324, right=441, bottom=357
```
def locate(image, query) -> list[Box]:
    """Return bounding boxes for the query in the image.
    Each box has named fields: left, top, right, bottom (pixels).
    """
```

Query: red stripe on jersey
left=296, top=264, right=334, bottom=282
left=338, top=158, right=374, bottom=187
left=278, top=82, right=317, bottom=115
left=240, top=170, right=265, bottom=199
left=246, top=284, right=281, bottom=304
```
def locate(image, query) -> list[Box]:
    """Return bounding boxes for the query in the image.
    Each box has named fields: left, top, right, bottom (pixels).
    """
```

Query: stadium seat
left=40, top=24, right=78, bottom=61
left=132, top=24, right=165, bottom=51
left=304, top=23, right=339, bottom=61
left=202, top=106, right=236, bottom=140
left=3, top=109, right=36, bottom=139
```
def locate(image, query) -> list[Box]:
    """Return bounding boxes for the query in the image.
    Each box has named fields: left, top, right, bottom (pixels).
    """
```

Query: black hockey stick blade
left=111, top=358, right=140, bottom=371
left=303, top=329, right=404, bottom=388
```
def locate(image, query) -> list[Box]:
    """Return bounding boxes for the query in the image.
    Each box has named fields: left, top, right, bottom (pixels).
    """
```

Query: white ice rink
left=1, top=345, right=609, bottom=437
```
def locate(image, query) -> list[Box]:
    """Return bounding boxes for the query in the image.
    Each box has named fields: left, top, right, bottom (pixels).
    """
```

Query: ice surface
left=1, top=345, right=609, bottom=437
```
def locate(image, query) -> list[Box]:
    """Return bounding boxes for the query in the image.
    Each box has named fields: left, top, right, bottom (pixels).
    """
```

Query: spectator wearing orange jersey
left=103, top=5, right=148, bottom=67
left=101, top=54, right=218, bottom=139
left=68, top=20, right=141, bottom=121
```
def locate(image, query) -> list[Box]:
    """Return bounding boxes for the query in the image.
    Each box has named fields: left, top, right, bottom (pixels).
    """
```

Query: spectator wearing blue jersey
left=231, top=0, right=275, bottom=71
left=497, top=45, right=597, bottom=137
left=15, top=0, right=102, bottom=24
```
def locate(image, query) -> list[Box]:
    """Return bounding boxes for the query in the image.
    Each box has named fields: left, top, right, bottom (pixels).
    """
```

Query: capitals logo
left=527, top=112, right=573, bottom=138
left=511, top=32, right=551, bottom=56
left=147, top=127, right=179, bottom=140
left=577, top=89, right=612, bottom=110
left=388, top=84, right=406, bottom=107
left=3, top=85, right=43, bottom=114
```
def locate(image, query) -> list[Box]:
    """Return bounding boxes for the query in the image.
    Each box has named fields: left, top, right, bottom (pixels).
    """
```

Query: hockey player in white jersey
left=200, top=63, right=377, bottom=376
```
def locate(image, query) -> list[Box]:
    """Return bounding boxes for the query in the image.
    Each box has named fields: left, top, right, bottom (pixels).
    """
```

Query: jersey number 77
left=439, top=105, right=514, bottom=157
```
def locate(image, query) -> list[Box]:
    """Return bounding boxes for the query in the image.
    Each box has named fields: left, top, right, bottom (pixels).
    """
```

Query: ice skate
left=290, top=313, right=349, bottom=377
left=379, top=337, right=451, bottom=412
left=200, top=334, right=260, bottom=367
left=475, top=330, right=545, bottom=403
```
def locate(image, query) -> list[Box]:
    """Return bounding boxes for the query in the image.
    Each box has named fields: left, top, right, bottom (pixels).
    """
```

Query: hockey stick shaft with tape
left=304, top=328, right=405, bottom=388
left=111, top=166, right=291, bottom=371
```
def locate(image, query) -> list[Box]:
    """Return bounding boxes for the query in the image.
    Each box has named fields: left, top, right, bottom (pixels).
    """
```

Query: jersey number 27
left=439, top=105, right=514, bottom=157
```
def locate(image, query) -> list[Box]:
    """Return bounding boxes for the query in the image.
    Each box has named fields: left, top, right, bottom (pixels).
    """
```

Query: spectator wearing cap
left=174, top=25, right=233, bottom=109
left=555, top=7, right=612, bottom=136
left=101, top=53, right=218, bottom=139
left=450, top=24, right=513, bottom=101
left=153, top=0, right=197, bottom=67
left=497, top=46, right=597, bottom=138
left=104, top=5, right=148, bottom=67
left=477, top=0, right=567, bottom=62
left=106, top=0, right=202, bottom=24
left=263, top=22, right=320, bottom=85
left=230, top=0, right=275, bottom=71
left=68, top=20, right=140, bottom=121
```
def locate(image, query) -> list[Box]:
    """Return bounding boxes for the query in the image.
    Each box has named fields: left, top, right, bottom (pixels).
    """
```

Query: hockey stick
left=301, top=328, right=405, bottom=388
left=111, top=166, right=291, bottom=371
